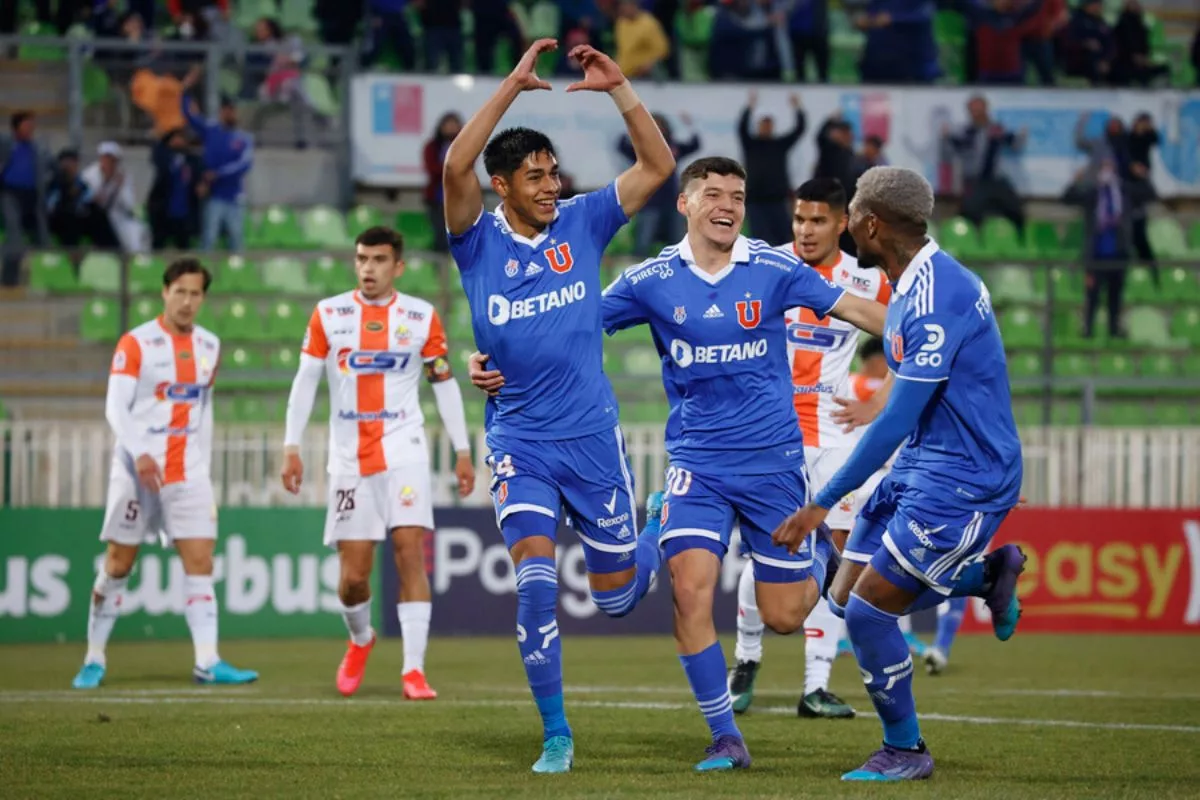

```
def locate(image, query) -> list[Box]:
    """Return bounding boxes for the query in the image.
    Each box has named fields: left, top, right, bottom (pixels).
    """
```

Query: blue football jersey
left=449, top=182, right=628, bottom=440
left=883, top=241, right=1023, bottom=511
left=603, top=235, right=845, bottom=474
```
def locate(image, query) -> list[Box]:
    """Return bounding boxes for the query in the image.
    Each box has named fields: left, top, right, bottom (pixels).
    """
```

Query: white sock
left=183, top=575, right=220, bottom=669
left=734, top=560, right=764, bottom=663
left=85, top=570, right=127, bottom=667
left=342, top=600, right=374, bottom=646
left=803, top=596, right=842, bottom=695
left=398, top=601, right=432, bottom=674
left=898, top=614, right=913, bottom=635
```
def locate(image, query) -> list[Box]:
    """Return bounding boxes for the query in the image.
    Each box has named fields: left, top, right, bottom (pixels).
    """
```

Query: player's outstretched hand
left=831, top=395, right=883, bottom=433
left=566, top=45, right=626, bottom=92
left=454, top=452, right=476, bottom=498
left=135, top=454, right=163, bottom=493
left=468, top=352, right=505, bottom=396
left=509, top=39, right=556, bottom=92
left=772, top=503, right=829, bottom=555
left=281, top=447, right=304, bottom=495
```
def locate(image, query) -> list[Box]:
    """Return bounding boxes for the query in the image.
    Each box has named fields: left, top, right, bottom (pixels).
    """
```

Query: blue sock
left=679, top=641, right=741, bottom=742
left=809, top=531, right=834, bottom=593
left=845, top=593, right=921, bottom=750
left=515, top=557, right=570, bottom=741
left=935, top=597, right=968, bottom=655
left=591, top=532, right=661, bottom=618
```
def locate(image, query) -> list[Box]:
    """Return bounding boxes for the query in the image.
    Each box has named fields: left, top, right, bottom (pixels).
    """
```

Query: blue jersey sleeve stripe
left=894, top=372, right=948, bottom=383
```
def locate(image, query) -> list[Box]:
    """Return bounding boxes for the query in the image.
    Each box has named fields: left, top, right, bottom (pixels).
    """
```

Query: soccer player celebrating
left=441, top=40, right=675, bottom=773
left=281, top=226, right=475, bottom=701
left=772, top=166, right=1027, bottom=782
left=72, top=258, right=258, bottom=689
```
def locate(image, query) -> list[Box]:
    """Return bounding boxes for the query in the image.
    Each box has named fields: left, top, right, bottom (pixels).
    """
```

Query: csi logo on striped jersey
left=153, top=382, right=205, bottom=403
left=787, top=321, right=854, bottom=352
left=335, top=348, right=413, bottom=374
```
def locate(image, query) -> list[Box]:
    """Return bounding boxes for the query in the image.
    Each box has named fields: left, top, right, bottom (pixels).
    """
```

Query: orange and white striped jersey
left=779, top=245, right=892, bottom=448
left=850, top=372, right=887, bottom=404
left=301, top=290, right=448, bottom=477
left=108, top=317, right=220, bottom=484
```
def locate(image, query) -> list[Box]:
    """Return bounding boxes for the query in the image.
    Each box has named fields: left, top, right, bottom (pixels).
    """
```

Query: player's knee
left=104, top=547, right=137, bottom=578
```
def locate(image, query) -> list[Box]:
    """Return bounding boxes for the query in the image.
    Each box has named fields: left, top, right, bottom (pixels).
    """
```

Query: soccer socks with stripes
left=680, top=641, right=741, bottom=742
left=845, top=593, right=921, bottom=749
left=734, top=561, right=764, bottom=663
left=516, top=557, right=570, bottom=741
left=342, top=600, right=374, bottom=646
left=935, top=597, right=968, bottom=656
left=397, top=601, right=431, bottom=674
left=183, top=575, right=220, bottom=670
left=85, top=569, right=127, bottom=667
left=809, top=531, right=835, bottom=594
left=591, top=537, right=661, bottom=618
left=803, top=597, right=843, bottom=695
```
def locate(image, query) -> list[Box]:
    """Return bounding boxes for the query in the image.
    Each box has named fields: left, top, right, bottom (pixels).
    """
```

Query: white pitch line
left=1, top=691, right=1197, bottom=734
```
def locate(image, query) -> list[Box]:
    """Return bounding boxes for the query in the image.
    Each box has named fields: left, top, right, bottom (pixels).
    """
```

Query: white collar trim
left=676, top=234, right=751, bottom=286
left=492, top=203, right=559, bottom=248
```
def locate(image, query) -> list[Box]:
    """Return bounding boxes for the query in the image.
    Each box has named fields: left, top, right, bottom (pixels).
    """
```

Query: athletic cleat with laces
left=841, top=741, right=934, bottom=782
left=71, top=662, right=105, bottom=689
left=695, top=734, right=752, bottom=772
left=531, top=735, right=574, bottom=774
left=402, top=669, right=437, bottom=700
left=193, top=660, right=258, bottom=685
left=799, top=688, right=856, bottom=719
left=336, top=637, right=375, bottom=697
left=984, top=544, right=1027, bottom=641
left=727, top=660, right=760, bottom=714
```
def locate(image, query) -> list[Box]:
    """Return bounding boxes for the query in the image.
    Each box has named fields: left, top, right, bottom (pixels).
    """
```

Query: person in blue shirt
left=181, top=74, right=254, bottom=252
left=773, top=166, right=1027, bottom=782
left=0, top=111, right=51, bottom=287
left=148, top=129, right=203, bottom=250
left=441, top=39, right=676, bottom=775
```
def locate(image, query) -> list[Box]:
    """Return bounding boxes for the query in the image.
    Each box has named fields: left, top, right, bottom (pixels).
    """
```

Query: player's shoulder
left=313, top=290, right=357, bottom=314
left=897, top=242, right=979, bottom=319
left=191, top=323, right=220, bottom=349
left=617, top=244, right=683, bottom=288
left=555, top=182, right=614, bottom=214
left=393, top=290, right=437, bottom=321
left=747, top=238, right=800, bottom=272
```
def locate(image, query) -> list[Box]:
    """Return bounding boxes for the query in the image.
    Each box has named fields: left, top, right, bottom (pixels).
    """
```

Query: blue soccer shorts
left=486, top=426, right=637, bottom=575
left=657, top=464, right=815, bottom=584
left=846, top=474, right=1012, bottom=595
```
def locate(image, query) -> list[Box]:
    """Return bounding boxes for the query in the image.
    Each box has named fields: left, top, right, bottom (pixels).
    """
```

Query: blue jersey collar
left=675, top=233, right=751, bottom=285
left=894, top=238, right=941, bottom=295
left=492, top=202, right=560, bottom=248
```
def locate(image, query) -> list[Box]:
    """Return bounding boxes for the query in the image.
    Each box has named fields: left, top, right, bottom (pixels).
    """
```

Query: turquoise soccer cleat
left=841, top=742, right=934, bottom=781
left=532, top=735, right=574, bottom=774
left=695, top=735, right=752, bottom=772
left=193, top=660, right=259, bottom=685
left=71, top=662, right=105, bottom=690
left=645, top=491, right=665, bottom=532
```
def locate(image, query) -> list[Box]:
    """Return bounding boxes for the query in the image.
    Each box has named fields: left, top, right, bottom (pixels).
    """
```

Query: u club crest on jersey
left=735, top=298, right=762, bottom=330
left=673, top=306, right=687, bottom=324
left=504, top=258, right=519, bottom=278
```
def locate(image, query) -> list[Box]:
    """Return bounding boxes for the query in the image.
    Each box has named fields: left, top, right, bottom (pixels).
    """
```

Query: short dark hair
left=355, top=225, right=404, bottom=258
left=860, top=336, right=885, bottom=361
left=795, top=177, right=847, bottom=211
left=680, top=156, right=747, bottom=192
left=163, top=257, right=212, bottom=292
left=11, top=111, right=33, bottom=132
left=483, top=127, right=557, bottom=177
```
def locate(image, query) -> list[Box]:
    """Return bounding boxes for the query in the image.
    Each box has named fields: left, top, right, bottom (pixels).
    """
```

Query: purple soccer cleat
left=983, top=544, right=1027, bottom=641
left=694, top=734, right=752, bottom=772
left=841, top=742, right=934, bottom=782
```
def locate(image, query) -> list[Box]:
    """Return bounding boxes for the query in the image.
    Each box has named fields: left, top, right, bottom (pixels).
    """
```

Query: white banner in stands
left=352, top=74, right=1200, bottom=199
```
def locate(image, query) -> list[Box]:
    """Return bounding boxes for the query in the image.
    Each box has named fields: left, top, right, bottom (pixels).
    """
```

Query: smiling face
left=679, top=171, right=745, bottom=249
left=492, top=150, right=561, bottom=234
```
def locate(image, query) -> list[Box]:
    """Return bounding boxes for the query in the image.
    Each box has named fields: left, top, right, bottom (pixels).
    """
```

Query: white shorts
left=323, top=464, right=434, bottom=547
left=99, top=459, right=217, bottom=547
left=804, top=446, right=858, bottom=531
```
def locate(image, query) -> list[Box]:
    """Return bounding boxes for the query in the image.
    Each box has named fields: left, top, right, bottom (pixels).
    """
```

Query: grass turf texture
left=2, top=634, right=1198, bottom=799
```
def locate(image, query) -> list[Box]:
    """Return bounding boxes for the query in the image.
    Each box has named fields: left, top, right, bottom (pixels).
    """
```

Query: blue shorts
left=657, top=465, right=814, bottom=584
left=486, top=426, right=637, bottom=575
left=846, top=474, right=1012, bottom=596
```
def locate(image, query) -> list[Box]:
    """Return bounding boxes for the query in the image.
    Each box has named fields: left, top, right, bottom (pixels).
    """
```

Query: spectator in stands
left=246, top=17, right=316, bottom=150
left=710, top=0, right=783, bottom=81
left=1126, top=112, right=1160, bottom=280
left=649, top=0, right=682, bottom=79
left=46, top=148, right=97, bottom=248
left=1074, top=112, right=1130, bottom=176
left=970, top=0, right=1048, bottom=85
left=674, top=0, right=717, bottom=81
left=1019, top=0, right=1068, bottom=86
left=785, top=0, right=830, bottom=83
left=1063, top=159, right=1131, bottom=339
left=1064, top=0, right=1114, bottom=85
left=943, top=94, right=1027, bottom=233
left=316, top=0, right=363, bottom=50
left=1111, top=1, right=1168, bottom=87
left=423, top=113, right=463, bottom=254
left=812, top=112, right=856, bottom=194
left=854, top=134, right=887, bottom=191
left=614, top=0, right=671, bottom=78
left=559, top=15, right=600, bottom=76
left=182, top=71, right=254, bottom=252
left=82, top=142, right=149, bottom=254
left=148, top=129, right=203, bottom=251
left=472, top=1, right=525, bottom=75
left=0, top=112, right=51, bottom=288
left=856, top=0, right=940, bottom=84
left=364, top=0, right=416, bottom=70
left=619, top=113, right=701, bottom=254
left=92, top=0, right=124, bottom=38
left=96, top=10, right=154, bottom=88
left=132, top=64, right=191, bottom=140
left=738, top=91, right=805, bottom=245
left=420, top=0, right=465, bottom=74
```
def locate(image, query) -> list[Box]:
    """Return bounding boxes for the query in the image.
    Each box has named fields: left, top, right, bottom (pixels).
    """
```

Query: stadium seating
left=310, top=255, right=350, bottom=293
left=265, top=300, right=306, bottom=342
left=217, top=299, right=267, bottom=342
left=1124, top=266, right=1158, bottom=303
left=396, top=211, right=435, bottom=251
left=256, top=206, right=304, bottom=249
left=78, top=253, right=122, bottom=293
left=80, top=298, right=120, bottom=342
left=27, top=252, right=77, bottom=292
left=936, top=217, right=981, bottom=260
left=261, top=256, right=311, bottom=294
left=128, top=254, right=167, bottom=293
left=981, top=217, right=1027, bottom=259
left=215, top=255, right=266, bottom=294
left=302, top=206, right=351, bottom=249
left=222, top=345, right=268, bottom=390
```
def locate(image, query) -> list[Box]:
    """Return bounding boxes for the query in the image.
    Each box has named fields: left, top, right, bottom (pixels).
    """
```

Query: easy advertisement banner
left=960, top=510, right=1200, bottom=634
left=352, top=75, right=1200, bottom=198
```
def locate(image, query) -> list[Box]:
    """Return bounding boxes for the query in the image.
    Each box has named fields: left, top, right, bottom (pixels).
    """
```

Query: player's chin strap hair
left=609, top=80, right=641, bottom=115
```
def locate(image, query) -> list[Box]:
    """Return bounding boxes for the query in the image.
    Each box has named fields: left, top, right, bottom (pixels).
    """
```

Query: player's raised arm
left=565, top=45, right=675, bottom=218
left=442, top=39, right=557, bottom=235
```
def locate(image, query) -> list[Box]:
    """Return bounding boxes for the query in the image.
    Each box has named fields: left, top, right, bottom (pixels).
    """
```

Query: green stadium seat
left=1169, top=308, right=1200, bottom=346
left=130, top=296, right=159, bottom=327
left=1182, top=352, right=1200, bottom=377
left=232, top=394, right=281, bottom=423
left=347, top=205, right=384, bottom=237
left=1010, top=401, right=1043, bottom=427
left=195, top=302, right=218, bottom=332
left=268, top=344, right=300, bottom=373
left=1052, top=353, right=1091, bottom=395
left=279, top=0, right=318, bottom=34
left=1124, top=266, right=1158, bottom=303
left=80, top=298, right=120, bottom=342
left=1094, top=352, right=1136, bottom=396
left=1095, top=402, right=1147, bottom=427
left=1027, top=219, right=1066, bottom=261
left=310, top=256, right=350, bottom=293
left=216, top=299, right=267, bottom=342
left=1161, top=268, right=1200, bottom=303
left=1154, top=404, right=1192, bottom=426
left=981, top=217, right=1027, bottom=259
left=17, top=22, right=66, bottom=60
left=215, top=255, right=266, bottom=294
left=1061, top=218, right=1084, bottom=254
left=258, top=205, right=304, bottom=249
left=303, top=73, right=341, bottom=118
left=1139, top=352, right=1176, bottom=381
left=27, top=252, right=77, bottom=293
left=1006, top=351, right=1043, bottom=395
left=1188, top=222, right=1200, bottom=254
left=606, top=223, right=635, bottom=256
left=265, top=300, right=306, bottom=342
left=999, top=307, right=1043, bottom=349
left=1126, top=306, right=1173, bottom=349
left=1147, top=217, right=1187, bottom=258
left=261, top=256, right=311, bottom=294
left=128, top=254, right=166, bottom=293
left=1043, top=266, right=1084, bottom=304
left=221, top=346, right=267, bottom=390
left=937, top=217, right=980, bottom=260
left=302, top=205, right=351, bottom=249
left=234, top=0, right=279, bottom=31
left=396, top=210, right=435, bottom=251
left=1051, top=401, right=1083, bottom=426
left=78, top=252, right=122, bottom=293
left=82, top=62, right=110, bottom=105
left=403, top=255, right=441, bottom=296
left=988, top=266, right=1036, bottom=305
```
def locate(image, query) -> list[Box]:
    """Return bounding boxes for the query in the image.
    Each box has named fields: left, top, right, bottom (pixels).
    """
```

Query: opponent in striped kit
left=282, top=226, right=475, bottom=701
left=72, top=258, right=258, bottom=690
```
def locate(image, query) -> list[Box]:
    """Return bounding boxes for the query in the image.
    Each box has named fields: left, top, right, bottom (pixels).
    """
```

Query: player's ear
left=490, top=173, right=508, bottom=200
left=676, top=191, right=688, bottom=217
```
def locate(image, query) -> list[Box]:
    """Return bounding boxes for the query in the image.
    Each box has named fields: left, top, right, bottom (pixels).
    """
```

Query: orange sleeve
left=110, top=334, right=142, bottom=378
left=301, top=307, right=330, bottom=358
left=421, top=309, right=449, bottom=360
left=875, top=279, right=893, bottom=305
left=851, top=373, right=875, bottom=402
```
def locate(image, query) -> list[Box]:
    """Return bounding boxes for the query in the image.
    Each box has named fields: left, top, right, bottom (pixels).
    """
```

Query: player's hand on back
left=281, top=446, right=304, bottom=495
left=509, top=39, right=556, bottom=92
left=454, top=452, right=476, bottom=498
left=772, top=503, right=829, bottom=556
left=832, top=395, right=883, bottom=433
left=135, top=454, right=163, bottom=493
left=566, top=45, right=627, bottom=92
left=468, top=352, right=505, bottom=396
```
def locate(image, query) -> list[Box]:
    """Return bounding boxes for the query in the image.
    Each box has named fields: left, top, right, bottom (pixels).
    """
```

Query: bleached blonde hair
left=849, top=166, right=934, bottom=230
